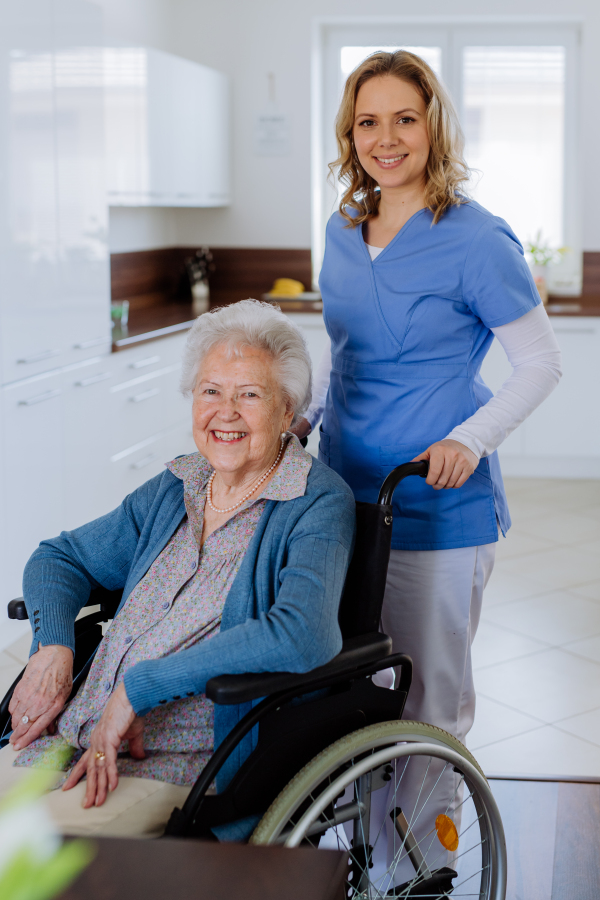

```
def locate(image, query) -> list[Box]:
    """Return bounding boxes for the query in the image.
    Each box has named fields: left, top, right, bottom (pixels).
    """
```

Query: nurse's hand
left=412, top=439, right=479, bottom=490
left=290, top=417, right=312, bottom=440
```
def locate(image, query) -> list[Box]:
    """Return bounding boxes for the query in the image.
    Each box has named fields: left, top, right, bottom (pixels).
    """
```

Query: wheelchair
left=0, top=461, right=507, bottom=899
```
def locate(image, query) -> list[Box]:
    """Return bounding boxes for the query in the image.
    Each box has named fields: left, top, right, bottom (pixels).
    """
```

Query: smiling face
left=352, top=75, right=430, bottom=194
left=192, top=343, right=294, bottom=483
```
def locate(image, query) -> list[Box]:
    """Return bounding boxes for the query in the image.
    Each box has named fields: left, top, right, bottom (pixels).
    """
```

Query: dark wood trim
left=582, top=251, right=600, bottom=294
left=110, top=245, right=600, bottom=319
left=110, top=246, right=313, bottom=307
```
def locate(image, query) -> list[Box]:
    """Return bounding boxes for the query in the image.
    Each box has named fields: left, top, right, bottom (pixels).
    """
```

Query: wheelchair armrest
left=7, top=587, right=122, bottom=623
left=206, top=632, right=394, bottom=705
left=7, top=599, right=28, bottom=620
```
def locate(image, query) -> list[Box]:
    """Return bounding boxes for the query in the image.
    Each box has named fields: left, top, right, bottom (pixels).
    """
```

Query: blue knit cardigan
left=23, top=456, right=356, bottom=795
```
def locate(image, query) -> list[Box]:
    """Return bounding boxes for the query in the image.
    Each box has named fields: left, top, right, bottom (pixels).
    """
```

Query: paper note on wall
left=254, top=110, right=290, bottom=156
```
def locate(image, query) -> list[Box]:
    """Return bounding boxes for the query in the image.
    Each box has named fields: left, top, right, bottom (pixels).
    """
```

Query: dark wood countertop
left=111, top=290, right=326, bottom=351
left=59, top=837, right=348, bottom=900
left=111, top=293, right=600, bottom=352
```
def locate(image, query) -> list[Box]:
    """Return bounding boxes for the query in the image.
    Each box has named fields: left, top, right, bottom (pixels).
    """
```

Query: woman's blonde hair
left=331, top=50, right=470, bottom=226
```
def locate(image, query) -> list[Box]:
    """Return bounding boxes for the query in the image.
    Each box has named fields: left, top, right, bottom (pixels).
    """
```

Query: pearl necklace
left=206, top=437, right=285, bottom=514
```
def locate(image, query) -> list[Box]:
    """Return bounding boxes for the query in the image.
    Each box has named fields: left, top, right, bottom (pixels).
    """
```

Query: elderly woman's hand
left=412, top=439, right=479, bottom=490
left=63, top=682, right=145, bottom=808
left=9, top=644, right=73, bottom=750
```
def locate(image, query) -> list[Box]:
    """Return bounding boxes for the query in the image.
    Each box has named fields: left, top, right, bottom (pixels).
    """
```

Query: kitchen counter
left=111, top=289, right=327, bottom=351
left=111, top=293, right=600, bottom=352
left=112, top=301, right=196, bottom=351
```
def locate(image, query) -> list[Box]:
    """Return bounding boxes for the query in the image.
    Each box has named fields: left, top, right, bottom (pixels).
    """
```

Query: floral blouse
left=15, top=435, right=312, bottom=786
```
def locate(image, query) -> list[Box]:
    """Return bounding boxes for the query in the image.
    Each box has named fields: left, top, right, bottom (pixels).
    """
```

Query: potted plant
left=185, top=247, right=215, bottom=316
left=524, top=230, right=568, bottom=305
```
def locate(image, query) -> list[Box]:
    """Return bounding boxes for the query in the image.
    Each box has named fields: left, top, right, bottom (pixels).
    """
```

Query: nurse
left=293, top=49, right=562, bottom=852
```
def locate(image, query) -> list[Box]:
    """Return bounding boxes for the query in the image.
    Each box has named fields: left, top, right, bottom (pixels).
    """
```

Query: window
left=314, top=20, right=581, bottom=293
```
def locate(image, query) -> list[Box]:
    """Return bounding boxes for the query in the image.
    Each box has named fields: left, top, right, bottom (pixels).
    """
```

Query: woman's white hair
left=180, top=299, right=313, bottom=424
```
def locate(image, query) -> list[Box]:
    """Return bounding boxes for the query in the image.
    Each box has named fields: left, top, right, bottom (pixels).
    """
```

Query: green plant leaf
left=0, top=841, right=95, bottom=900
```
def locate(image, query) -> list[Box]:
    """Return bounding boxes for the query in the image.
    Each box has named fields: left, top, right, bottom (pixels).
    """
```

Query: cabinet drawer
left=108, top=363, right=183, bottom=453
left=106, top=432, right=170, bottom=511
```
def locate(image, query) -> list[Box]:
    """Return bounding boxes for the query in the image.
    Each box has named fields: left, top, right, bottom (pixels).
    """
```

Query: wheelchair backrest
left=337, top=499, right=394, bottom=639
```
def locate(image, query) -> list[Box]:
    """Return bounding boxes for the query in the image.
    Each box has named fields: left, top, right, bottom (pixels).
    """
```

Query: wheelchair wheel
left=251, top=721, right=506, bottom=899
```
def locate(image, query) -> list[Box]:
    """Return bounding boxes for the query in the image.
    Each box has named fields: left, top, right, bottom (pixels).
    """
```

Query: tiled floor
left=1, top=477, right=599, bottom=779
left=469, top=477, right=600, bottom=778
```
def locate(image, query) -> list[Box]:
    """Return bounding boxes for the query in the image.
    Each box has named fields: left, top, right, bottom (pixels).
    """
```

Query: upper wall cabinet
left=104, top=48, right=230, bottom=208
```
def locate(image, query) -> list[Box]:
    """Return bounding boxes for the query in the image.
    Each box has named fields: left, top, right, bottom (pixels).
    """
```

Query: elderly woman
left=0, top=300, right=355, bottom=838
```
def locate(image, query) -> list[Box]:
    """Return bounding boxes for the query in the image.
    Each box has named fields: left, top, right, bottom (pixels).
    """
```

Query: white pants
left=375, top=543, right=496, bottom=886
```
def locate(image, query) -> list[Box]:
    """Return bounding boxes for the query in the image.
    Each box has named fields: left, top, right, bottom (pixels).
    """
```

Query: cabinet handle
left=73, top=337, right=108, bottom=350
left=18, top=388, right=62, bottom=407
left=131, top=453, right=157, bottom=470
left=75, top=372, right=112, bottom=387
left=17, top=349, right=61, bottom=365
left=129, top=387, right=160, bottom=403
left=129, top=355, right=161, bottom=370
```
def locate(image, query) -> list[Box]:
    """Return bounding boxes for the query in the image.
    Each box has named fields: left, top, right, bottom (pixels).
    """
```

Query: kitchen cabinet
left=480, top=316, right=600, bottom=477
left=523, top=319, right=600, bottom=462
left=0, top=371, right=65, bottom=605
left=0, top=331, right=195, bottom=647
left=54, top=0, right=111, bottom=365
left=105, top=47, right=230, bottom=208
left=0, top=0, right=111, bottom=386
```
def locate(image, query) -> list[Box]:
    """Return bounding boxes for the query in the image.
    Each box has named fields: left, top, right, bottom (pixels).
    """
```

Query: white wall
left=100, top=0, right=600, bottom=253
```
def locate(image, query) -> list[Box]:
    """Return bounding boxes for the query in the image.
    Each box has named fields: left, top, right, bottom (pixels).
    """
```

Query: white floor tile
left=554, top=707, right=600, bottom=747
left=562, top=633, right=600, bottom=665
left=514, top=511, right=600, bottom=546
left=482, top=569, right=547, bottom=607
left=578, top=503, right=600, bottom=522
left=494, top=529, right=557, bottom=561
left=497, top=545, right=600, bottom=590
left=0, top=651, right=23, bottom=698
left=5, top=633, right=33, bottom=666
left=474, top=724, right=600, bottom=778
left=467, top=694, right=543, bottom=751
left=572, top=580, right=600, bottom=602
left=481, top=591, right=600, bottom=646
left=504, top=496, right=566, bottom=523
left=473, top=647, right=600, bottom=723
left=472, top=621, right=549, bottom=670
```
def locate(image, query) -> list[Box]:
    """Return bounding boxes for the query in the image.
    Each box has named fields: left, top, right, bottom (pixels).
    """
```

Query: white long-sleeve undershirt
left=305, top=250, right=562, bottom=460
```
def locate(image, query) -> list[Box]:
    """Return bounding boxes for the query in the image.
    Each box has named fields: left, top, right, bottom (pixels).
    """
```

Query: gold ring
left=95, top=751, right=106, bottom=763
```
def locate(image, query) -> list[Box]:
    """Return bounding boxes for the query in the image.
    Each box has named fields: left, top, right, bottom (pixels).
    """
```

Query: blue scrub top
left=318, top=200, right=541, bottom=551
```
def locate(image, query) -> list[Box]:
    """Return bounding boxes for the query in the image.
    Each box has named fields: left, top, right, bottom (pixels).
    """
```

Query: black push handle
left=377, top=460, right=429, bottom=506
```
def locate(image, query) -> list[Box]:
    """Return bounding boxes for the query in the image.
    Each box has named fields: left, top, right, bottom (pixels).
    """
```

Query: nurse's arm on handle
left=297, top=304, right=562, bottom=488
left=414, top=304, right=562, bottom=489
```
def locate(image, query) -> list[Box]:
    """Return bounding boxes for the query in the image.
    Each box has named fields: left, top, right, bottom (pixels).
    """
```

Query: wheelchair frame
left=0, top=461, right=507, bottom=899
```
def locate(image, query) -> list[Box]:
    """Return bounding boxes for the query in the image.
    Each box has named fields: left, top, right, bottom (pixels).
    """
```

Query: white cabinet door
left=146, top=49, right=176, bottom=205
left=104, top=47, right=148, bottom=205
left=54, top=0, right=111, bottom=365
left=0, top=1, right=63, bottom=384
left=190, top=63, right=230, bottom=207
left=104, top=47, right=230, bottom=208
left=0, top=374, right=64, bottom=606
left=524, top=319, right=600, bottom=458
